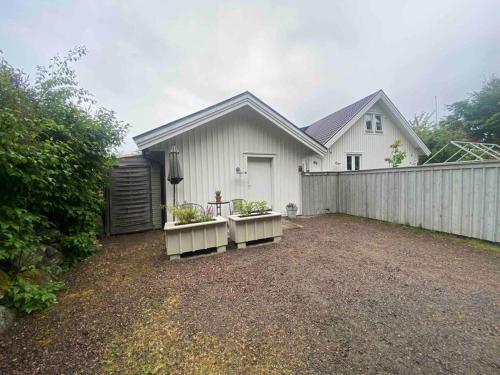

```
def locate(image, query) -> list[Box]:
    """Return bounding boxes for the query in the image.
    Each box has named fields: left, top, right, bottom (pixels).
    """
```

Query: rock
left=40, top=228, right=62, bottom=245
left=0, top=305, right=15, bottom=334
left=43, top=246, right=64, bottom=266
left=44, top=245, right=64, bottom=265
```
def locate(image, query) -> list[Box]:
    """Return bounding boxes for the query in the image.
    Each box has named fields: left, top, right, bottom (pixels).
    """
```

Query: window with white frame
left=375, top=114, right=383, bottom=132
left=365, top=114, right=373, bottom=132
left=346, top=154, right=361, bottom=171
left=366, top=113, right=383, bottom=133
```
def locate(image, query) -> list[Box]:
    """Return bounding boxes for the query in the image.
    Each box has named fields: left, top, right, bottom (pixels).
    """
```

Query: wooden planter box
left=228, top=211, right=283, bottom=249
left=164, top=216, right=228, bottom=260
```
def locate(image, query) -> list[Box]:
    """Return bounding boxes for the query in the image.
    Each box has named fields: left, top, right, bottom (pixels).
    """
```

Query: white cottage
left=133, top=90, right=430, bottom=217
left=303, top=90, right=430, bottom=171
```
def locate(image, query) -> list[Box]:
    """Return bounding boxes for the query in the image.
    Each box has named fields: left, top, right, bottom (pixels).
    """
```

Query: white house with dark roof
left=133, top=90, right=430, bottom=215
left=303, top=90, right=430, bottom=172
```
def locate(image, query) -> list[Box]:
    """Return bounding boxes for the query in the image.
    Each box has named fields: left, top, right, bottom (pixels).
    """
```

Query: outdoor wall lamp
left=236, top=166, right=247, bottom=175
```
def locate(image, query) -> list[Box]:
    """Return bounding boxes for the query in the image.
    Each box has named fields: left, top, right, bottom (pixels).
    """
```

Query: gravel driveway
left=1, top=214, right=499, bottom=374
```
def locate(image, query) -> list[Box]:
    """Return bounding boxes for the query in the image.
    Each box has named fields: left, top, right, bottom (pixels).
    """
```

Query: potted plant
left=164, top=205, right=228, bottom=260
left=286, top=203, right=298, bottom=219
left=215, top=190, right=222, bottom=203
left=228, top=200, right=282, bottom=249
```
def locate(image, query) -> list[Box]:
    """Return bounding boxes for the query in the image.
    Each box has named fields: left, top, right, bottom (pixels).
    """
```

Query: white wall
left=152, top=106, right=315, bottom=218
left=321, top=101, right=421, bottom=171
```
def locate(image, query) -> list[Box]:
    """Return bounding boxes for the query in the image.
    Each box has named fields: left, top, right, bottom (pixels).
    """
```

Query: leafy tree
left=412, top=77, right=500, bottom=164
left=384, top=139, right=406, bottom=167
left=411, top=112, right=468, bottom=164
left=444, top=77, right=500, bottom=145
left=0, top=47, right=127, bottom=312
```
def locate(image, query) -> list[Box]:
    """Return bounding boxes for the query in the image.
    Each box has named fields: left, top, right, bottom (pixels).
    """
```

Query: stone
left=44, top=245, right=64, bottom=266
left=39, top=228, right=62, bottom=245
left=0, top=306, right=15, bottom=334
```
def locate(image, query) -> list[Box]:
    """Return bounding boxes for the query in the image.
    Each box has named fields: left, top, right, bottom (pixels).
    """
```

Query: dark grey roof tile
left=305, top=90, right=381, bottom=145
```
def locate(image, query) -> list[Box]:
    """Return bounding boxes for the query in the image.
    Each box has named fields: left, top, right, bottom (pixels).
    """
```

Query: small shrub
left=384, top=139, right=407, bottom=167
left=5, top=277, right=64, bottom=314
left=60, top=231, right=98, bottom=264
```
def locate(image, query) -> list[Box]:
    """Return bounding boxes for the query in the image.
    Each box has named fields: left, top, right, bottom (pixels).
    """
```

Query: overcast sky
left=2, top=0, right=499, bottom=153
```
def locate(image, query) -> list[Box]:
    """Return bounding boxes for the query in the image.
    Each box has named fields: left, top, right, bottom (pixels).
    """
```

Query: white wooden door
left=247, top=157, right=273, bottom=205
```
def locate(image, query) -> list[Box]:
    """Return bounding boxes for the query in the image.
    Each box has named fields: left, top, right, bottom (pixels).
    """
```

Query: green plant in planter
left=235, top=200, right=252, bottom=216
left=169, top=206, right=199, bottom=225
left=235, top=200, right=269, bottom=216
left=168, top=205, right=215, bottom=225
left=198, top=205, right=215, bottom=222
left=255, top=200, right=269, bottom=214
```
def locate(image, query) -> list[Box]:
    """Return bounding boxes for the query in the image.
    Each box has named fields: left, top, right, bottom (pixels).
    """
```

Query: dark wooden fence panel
left=106, top=155, right=163, bottom=235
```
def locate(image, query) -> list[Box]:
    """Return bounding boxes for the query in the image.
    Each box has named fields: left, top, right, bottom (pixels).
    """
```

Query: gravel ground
left=1, top=214, right=499, bottom=374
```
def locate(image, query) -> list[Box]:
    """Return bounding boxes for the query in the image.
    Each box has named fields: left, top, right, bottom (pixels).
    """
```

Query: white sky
left=1, top=0, right=499, bottom=153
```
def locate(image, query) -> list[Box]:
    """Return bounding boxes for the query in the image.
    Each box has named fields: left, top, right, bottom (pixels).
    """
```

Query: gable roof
left=305, top=90, right=380, bottom=145
left=133, top=91, right=327, bottom=156
left=304, top=90, right=431, bottom=155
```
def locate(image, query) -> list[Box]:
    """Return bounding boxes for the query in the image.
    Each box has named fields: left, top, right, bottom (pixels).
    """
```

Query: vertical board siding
left=319, top=101, right=421, bottom=171
left=302, top=161, right=500, bottom=242
left=154, top=108, right=313, bottom=220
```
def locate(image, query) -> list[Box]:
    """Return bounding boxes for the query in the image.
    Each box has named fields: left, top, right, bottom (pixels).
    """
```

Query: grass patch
left=398, top=225, right=500, bottom=253
left=102, top=294, right=303, bottom=374
left=331, top=213, right=500, bottom=253
left=463, top=238, right=500, bottom=253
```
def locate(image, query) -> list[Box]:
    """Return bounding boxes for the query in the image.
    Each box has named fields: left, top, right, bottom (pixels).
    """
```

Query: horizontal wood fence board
left=105, top=154, right=163, bottom=235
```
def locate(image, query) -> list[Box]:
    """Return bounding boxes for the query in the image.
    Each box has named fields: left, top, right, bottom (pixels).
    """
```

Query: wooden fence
left=301, top=161, right=500, bottom=242
left=105, top=155, right=162, bottom=235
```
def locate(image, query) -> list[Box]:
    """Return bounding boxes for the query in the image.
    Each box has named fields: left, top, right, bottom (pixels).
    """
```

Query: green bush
left=0, top=47, right=127, bottom=313
left=5, top=277, right=64, bottom=314
left=60, top=231, right=99, bottom=264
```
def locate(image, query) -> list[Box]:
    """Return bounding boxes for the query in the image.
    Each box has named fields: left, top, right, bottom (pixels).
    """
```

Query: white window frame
left=346, top=153, right=362, bottom=171
left=375, top=114, right=383, bottom=132
left=365, top=113, right=383, bottom=134
left=365, top=114, right=373, bottom=133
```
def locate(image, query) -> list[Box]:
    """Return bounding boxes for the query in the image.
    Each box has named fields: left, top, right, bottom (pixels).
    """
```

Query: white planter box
left=228, top=211, right=283, bottom=249
left=164, top=216, right=228, bottom=260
